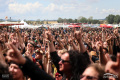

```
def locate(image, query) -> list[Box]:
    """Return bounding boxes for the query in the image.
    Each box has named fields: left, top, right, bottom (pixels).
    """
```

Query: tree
left=74, top=19, right=77, bottom=23
left=63, top=18, right=68, bottom=23
left=79, top=17, right=87, bottom=23
left=114, top=15, right=120, bottom=24
left=68, top=18, right=74, bottom=23
left=91, top=20, right=99, bottom=24
left=106, top=14, right=115, bottom=24
left=77, top=16, right=83, bottom=23
left=57, top=18, right=63, bottom=23
left=88, top=16, right=93, bottom=24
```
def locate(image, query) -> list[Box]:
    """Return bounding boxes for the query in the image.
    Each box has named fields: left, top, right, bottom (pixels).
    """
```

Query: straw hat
left=90, top=51, right=97, bottom=56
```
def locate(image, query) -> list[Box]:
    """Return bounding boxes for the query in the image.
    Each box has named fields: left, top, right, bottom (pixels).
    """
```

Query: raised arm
left=47, top=30, right=61, bottom=74
left=68, top=35, right=79, bottom=51
left=15, top=27, right=25, bottom=51
left=74, top=29, right=86, bottom=53
left=47, top=31, right=56, bottom=52
left=6, top=43, right=54, bottom=80
left=106, top=36, right=113, bottom=55
left=99, top=46, right=108, bottom=65
left=57, top=37, right=64, bottom=49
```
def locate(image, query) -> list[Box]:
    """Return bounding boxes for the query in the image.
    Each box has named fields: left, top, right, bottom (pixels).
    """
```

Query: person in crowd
left=35, top=49, right=44, bottom=70
left=9, top=63, right=25, bottom=80
left=23, top=42, right=35, bottom=61
left=5, top=43, right=54, bottom=80
left=47, top=29, right=91, bottom=80
left=80, top=63, right=107, bottom=80
left=0, top=26, right=120, bottom=80
left=55, top=72, right=62, bottom=80
left=35, top=49, right=43, bottom=60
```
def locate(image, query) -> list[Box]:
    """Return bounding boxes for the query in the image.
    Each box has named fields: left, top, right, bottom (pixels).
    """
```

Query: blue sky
left=0, top=0, right=120, bottom=20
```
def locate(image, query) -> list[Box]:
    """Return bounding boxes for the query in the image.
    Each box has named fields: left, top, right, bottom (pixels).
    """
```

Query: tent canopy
left=68, top=25, right=81, bottom=28
left=11, top=20, right=32, bottom=28
left=11, top=20, right=41, bottom=29
left=0, top=21, right=24, bottom=26
left=99, top=24, right=112, bottom=28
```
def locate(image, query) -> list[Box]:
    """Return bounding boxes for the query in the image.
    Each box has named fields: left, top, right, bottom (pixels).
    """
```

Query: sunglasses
left=80, top=75, right=98, bottom=80
left=60, top=59, right=70, bottom=63
left=55, top=74, right=62, bottom=77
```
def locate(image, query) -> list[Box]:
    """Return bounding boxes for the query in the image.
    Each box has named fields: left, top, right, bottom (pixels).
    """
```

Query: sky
left=0, top=0, right=120, bottom=20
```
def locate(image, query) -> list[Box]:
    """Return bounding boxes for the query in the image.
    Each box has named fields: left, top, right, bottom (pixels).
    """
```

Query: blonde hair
left=88, top=63, right=108, bottom=80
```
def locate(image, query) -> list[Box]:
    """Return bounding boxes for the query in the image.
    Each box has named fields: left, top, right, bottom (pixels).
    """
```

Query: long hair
left=66, top=50, right=90, bottom=80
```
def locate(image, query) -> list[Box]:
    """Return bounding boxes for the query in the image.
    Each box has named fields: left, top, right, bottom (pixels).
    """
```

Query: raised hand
left=47, top=31, right=53, bottom=42
left=68, top=35, right=73, bottom=45
left=74, top=30, right=82, bottom=42
left=106, top=36, right=112, bottom=45
left=25, top=51, right=33, bottom=61
left=105, top=53, right=120, bottom=79
left=15, top=26, right=20, bottom=33
left=113, top=28, right=119, bottom=37
left=6, top=43, right=26, bottom=65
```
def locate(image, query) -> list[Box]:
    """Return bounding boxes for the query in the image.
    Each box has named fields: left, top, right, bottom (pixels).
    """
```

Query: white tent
left=19, top=20, right=41, bottom=29
left=19, top=20, right=32, bottom=28
left=11, top=20, right=33, bottom=28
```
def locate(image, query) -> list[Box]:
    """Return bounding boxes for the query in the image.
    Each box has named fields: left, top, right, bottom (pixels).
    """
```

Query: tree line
left=1, top=14, right=120, bottom=24
left=106, top=14, right=120, bottom=24
left=57, top=16, right=102, bottom=24
left=57, top=14, right=120, bottom=24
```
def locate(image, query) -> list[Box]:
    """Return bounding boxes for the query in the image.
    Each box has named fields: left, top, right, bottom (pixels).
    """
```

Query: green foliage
left=68, top=18, right=74, bottom=23
left=57, top=16, right=100, bottom=24
left=74, top=19, right=77, bottom=23
left=91, top=20, right=99, bottom=24
left=106, top=14, right=115, bottom=24
left=78, top=17, right=87, bottom=23
left=57, top=14, right=120, bottom=24
left=106, top=14, right=120, bottom=24
left=114, top=15, right=120, bottom=24
left=57, top=18, right=63, bottom=23
left=88, top=16, right=93, bottom=24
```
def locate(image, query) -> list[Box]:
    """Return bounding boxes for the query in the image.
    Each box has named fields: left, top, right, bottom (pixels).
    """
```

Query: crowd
left=0, top=26, right=120, bottom=80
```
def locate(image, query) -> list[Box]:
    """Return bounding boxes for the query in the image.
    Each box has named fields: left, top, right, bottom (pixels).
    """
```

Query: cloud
left=87, top=0, right=100, bottom=3
left=92, top=8, right=120, bottom=19
left=43, top=2, right=91, bottom=13
left=3, top=0, right=119, bottom=20
left=6, top=0, right=15, bottom=4
left=41, top=2, right=92, bottom=19
left=8, top=2, right=43, bottom=14
left=101, top=9, right=120, bottom=14
left=7, top=1, right=92, bottom=19
left=95, top=8, right=120, bottom=15
left=0, top=0, right=15, bottom=7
